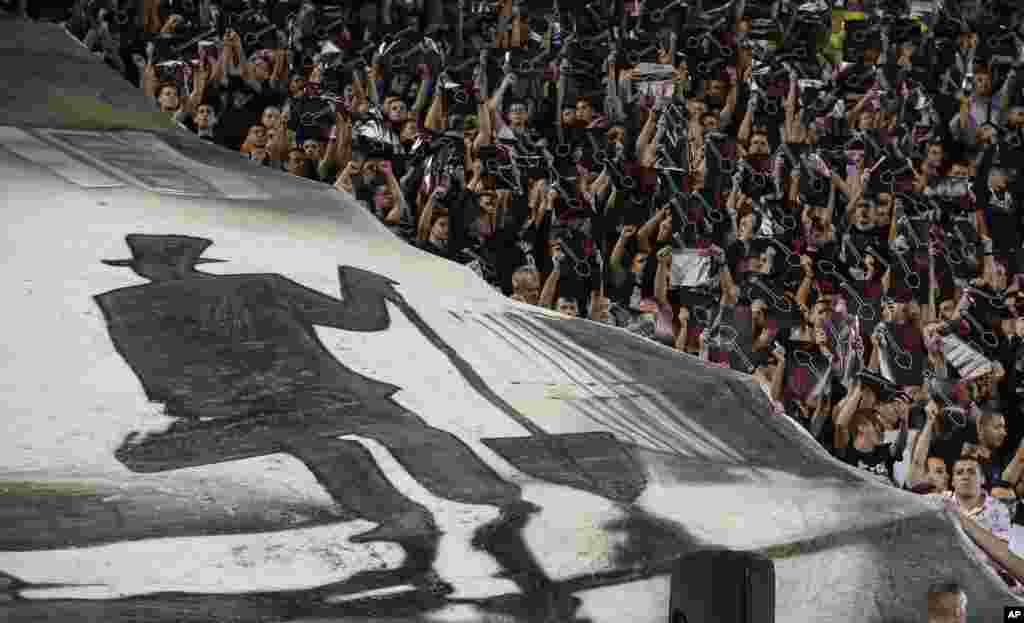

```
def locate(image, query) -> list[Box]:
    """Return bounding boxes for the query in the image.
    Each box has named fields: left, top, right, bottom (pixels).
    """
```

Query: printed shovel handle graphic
left=714, top=324, right=756, bottom=372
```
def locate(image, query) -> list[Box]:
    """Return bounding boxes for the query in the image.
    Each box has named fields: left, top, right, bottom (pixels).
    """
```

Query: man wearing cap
left=94, top=234, right=544, bottom=597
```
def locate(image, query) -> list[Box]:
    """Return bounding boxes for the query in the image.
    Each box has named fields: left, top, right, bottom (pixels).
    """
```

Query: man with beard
left=962, top=412, right=1011, bottom=487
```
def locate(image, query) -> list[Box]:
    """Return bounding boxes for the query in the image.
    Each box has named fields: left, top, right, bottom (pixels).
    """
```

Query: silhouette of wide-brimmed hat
left=102, top=234, right=227, bottom=268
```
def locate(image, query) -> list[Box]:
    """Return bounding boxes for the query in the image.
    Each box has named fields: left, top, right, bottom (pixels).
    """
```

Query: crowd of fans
left=47, top=0, right=1024, bottom=597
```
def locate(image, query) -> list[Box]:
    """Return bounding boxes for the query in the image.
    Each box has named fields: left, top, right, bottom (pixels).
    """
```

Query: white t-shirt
left=1010, top=524, right=1024, bottom=556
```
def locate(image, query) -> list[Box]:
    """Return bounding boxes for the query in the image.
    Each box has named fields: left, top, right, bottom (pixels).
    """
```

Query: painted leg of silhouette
left=468, top=502, right=586, bottom=621
left=470, top=501, right=547, bottom=592
left=280, top=437, right=451, bottom=597
left=365, top=422, right=524, bottom=506
left=348, top=417, right=563, bottom=604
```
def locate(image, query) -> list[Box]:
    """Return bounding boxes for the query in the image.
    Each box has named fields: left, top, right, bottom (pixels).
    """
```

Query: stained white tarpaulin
left=0, top=15, right=1020, bottom=623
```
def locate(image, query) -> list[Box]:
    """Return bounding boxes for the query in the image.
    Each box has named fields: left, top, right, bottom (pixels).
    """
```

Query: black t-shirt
left=835, top=443, right=900, bottom=486
left=981, top=190, right=1021, bottom=253
left=977, top=450, right=1012, bottom=490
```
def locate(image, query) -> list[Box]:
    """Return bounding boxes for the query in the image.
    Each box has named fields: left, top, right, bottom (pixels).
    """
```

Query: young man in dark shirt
left=833, top=407, right=906, bottom=486
left=175, top=101, right=221, bottom=144
left=414, top=213, right=452, bottom=259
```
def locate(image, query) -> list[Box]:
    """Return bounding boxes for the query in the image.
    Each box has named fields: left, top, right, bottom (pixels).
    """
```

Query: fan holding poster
left=651, top=98, right=690, bottom=173
left=872, top=292, right=926, bottom=389
left=784, top=338, right=834, bottom=408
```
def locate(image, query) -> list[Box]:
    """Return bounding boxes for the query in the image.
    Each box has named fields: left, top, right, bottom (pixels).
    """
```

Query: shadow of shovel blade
left=481, top=433, right=647, bottom=504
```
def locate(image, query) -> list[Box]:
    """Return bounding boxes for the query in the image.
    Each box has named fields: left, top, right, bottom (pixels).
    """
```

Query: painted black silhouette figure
left=94, top=234, right=550, bottom=599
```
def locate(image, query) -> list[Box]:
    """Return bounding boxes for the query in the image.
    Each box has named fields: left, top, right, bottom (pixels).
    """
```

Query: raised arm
left=719, top=256, right=739, bottom=308
left=142, top=0, right=162, bottom=33
left=351, top=69, right=371, bottom=115
left=473, top=53, right=493, bottom=151
left=183, top=63, right=211, bottom=117
left=142, top=61, right=159, bottom=101
left=382, top=163, right=406, bottom=225
left=950, top=502, right=1022, bottom=582
left=1002, top=442, right=1024, bottom=487
left=737, top=90, right=756, bottom=145
left=320, top=112, right=348, bottom=180
left=366, top=53, right=385, bottom=109
left=424, top=75, right=447, bottom=132
left=637, top=106, right=657, bottom=159
left=610, top=224, right=636, bottom=284
left=411, top=65, right=434, bottom=116
left=267, top=109, right=290, bottom=163
left=782, top=66, right=799, bottom=143
left=655, top=249, right=672, bottom=307
left=770, top=343, right=787, bottom=403
left=417, top=190, right=440, bottom=242
left=275, top=270, right=394, bottom=333
left=636, top=206, right=668, bottom=255
left=210, top=41, right=228, bottom=84
left=796, top=255, right=815, bottom=310
left=832, top=383, right=864, bottom=451
left=908, top=406, right=937, bottom=487
left=490, top=70, right=517, bottom=137
left=846, top=89, right=875, bottom=127
left=539, top=255, right=561, bottom=309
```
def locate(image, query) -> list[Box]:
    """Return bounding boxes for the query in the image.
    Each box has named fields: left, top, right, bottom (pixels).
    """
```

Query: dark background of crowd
left=17, top=0, right=1024, bottom=588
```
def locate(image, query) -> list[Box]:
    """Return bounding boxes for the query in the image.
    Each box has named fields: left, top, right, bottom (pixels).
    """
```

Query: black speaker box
left=669, top=549, right=775, bottom=623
